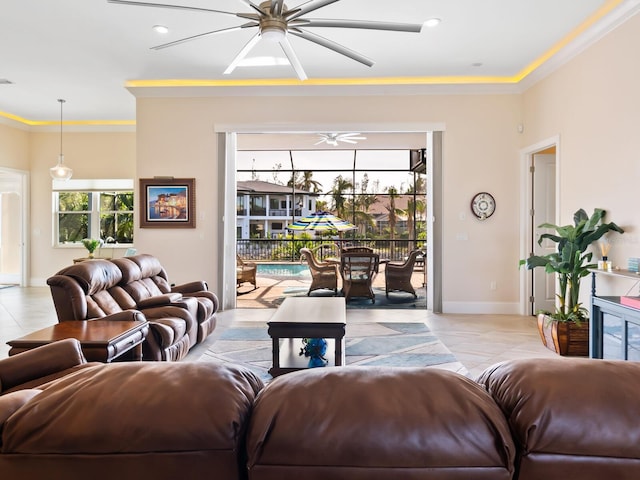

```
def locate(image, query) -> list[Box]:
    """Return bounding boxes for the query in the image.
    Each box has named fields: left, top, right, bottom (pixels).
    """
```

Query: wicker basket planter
left=537, top=313, right=589, bottom=357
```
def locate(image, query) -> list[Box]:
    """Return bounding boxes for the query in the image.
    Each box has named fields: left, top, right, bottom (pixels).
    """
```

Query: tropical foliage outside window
left=237, top=149, right=427, bottom=244
left=55, top=190, right=134, bottom=245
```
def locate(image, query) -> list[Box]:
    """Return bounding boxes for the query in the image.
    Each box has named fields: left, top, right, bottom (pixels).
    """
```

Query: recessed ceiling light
left=424, top=18, right=441, bottom=28
left=152, top=25, right=169, bottom=34
left=472, top=62, right=483, bottom=67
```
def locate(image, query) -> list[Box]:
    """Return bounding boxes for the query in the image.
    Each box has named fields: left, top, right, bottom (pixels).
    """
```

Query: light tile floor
left=0, top=286, right=556, bottom=378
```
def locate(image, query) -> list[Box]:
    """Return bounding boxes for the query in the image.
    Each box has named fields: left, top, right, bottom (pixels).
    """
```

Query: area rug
left=197, top=321, right=467, bottom=383
left=274, top=286, right=427, bottom=309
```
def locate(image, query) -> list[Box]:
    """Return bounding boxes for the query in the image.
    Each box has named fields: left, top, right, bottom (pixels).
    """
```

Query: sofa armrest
left=0, top=339, right=87, bottom=393
left=136, top=293, right=183, bottom=309
left=0, top=389, right=42, bottom=426
left=172, top=281, right=208, bottom=294
left=97, top=310, right=146, bottom=323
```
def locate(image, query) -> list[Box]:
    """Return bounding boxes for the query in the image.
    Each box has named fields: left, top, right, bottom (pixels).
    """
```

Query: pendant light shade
left=49, top=99, right=73, bottom=181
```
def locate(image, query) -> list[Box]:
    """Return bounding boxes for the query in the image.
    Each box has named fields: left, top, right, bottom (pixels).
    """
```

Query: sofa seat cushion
left=477, top=358, right=640, bottom=480
left=247, top=366, right=515, bottom=479
left=0, top=389, right=41, bottom=428
left=3, top=362, right=263, bottom=454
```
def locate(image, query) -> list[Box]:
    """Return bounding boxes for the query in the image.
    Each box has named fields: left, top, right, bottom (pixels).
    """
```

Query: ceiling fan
left=314, top=132, right=366, bottom=146
left=107, top=0, right=423, bottom=80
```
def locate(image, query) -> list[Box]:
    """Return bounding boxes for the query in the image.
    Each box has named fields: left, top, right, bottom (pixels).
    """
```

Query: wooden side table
left=7, top=320, right=149, bottom=362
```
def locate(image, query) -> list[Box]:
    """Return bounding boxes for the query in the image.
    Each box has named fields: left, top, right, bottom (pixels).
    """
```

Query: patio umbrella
left=286, top=211, right=356, bottom=233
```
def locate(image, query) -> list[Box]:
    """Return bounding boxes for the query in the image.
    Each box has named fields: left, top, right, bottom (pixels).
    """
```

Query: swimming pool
left=256, top=263, right=310, bottom=277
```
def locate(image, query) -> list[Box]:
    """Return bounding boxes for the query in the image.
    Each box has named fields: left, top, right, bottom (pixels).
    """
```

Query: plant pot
left=537, top=313, right=589, bottom=357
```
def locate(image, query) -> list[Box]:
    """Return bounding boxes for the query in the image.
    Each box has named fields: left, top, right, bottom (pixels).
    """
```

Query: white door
left=531, top=153, right=556, bottom=315
left=0, top=170, right=26, bottom=286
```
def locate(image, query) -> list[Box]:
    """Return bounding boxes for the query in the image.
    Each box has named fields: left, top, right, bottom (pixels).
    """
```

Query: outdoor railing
left=236, top=239, right=425, bottom=263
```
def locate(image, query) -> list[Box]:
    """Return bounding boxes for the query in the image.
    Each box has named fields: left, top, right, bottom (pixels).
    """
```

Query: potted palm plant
left=81, top=238, right=103, bottom=259
left=520, top=208, right=624, bottom=356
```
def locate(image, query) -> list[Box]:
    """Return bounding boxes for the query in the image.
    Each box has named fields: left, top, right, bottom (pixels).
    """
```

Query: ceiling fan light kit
left=108, top=0, right=424, bottom=81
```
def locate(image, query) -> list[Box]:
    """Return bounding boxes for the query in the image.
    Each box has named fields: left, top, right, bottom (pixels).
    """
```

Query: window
left=53, top=179, right=134, bottom=247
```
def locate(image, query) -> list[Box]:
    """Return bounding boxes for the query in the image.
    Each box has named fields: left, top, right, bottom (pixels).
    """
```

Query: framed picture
left=139, top=178, right=196, bottom=228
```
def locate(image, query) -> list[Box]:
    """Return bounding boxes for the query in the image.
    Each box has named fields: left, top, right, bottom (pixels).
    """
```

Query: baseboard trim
left=442, top=301, right=520, bottom=315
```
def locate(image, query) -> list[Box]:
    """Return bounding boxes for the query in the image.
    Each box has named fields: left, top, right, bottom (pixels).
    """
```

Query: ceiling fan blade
left=302, top=18, right=423, bottom=33
left=152, top=24, right=256, bottom=50
left=289, top=28, right=374, bottom=67
left=235, top=0, right=267, bottom=15
left=286, top=0, right=340, bottom=21
left=107, top=0, right=237, bottom=16
left=279, top=37, right=308, bottom=80
left=340, top=139, right=359, bottom=144
left=224, top=32, right=262, bottom=75
left=313, top=139, right=327, bottom=145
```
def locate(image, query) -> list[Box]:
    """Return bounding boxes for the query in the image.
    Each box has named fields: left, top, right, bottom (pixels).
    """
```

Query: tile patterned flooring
left=0, top=286, right=557, bottom=378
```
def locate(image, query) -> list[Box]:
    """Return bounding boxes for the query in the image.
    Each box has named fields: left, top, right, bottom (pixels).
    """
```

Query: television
left=409, top=148, right=426, bottom=174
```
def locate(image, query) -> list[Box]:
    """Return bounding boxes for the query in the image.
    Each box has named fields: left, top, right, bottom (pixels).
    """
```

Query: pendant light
left=49, top=98, right=73, bottom=181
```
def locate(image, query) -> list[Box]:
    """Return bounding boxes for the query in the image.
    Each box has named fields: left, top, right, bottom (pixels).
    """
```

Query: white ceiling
left=1, top=0, right=638, bottom=124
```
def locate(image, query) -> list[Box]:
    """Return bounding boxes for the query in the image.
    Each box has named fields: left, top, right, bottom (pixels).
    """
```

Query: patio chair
left=236, top=254, right=257, bottom=291
left=300, top=248, right=339, bottom=296
left=310, top=243, right=341, bottom=264
left=341, top=251, right=379, bottom=303
left=385, top=249, right=422, bottom=298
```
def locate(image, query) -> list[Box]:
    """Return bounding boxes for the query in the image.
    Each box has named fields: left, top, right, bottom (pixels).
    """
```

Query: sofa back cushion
left=48, top=260, right=132, bottom=320
left=1, top=363, right=264, bottom=478
left=112, top=256, right=171, bottom=303
left=247, top=366, right=515, bottom=479
left=478, top=357, right=640, bottom=480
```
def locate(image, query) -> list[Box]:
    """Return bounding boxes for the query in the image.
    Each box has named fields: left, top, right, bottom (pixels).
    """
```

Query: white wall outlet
left=490, top=281, right=497, bottom=290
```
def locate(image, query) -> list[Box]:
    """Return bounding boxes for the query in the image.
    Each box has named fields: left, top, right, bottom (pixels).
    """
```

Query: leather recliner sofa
left=2, top=340, right=639, bottom=480
left=112, top=254, right=218, bottom=344
left=47, top=254, right=218, bottom=361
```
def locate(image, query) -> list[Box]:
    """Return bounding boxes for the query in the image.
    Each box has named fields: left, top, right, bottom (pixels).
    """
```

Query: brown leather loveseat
left=46, top=254, right=218, bottom=361
left=2, top=341, right=639, bottom=480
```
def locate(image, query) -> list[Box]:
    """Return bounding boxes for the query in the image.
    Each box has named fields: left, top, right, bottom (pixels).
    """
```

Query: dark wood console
left=590, top=269, right=640, bottom=360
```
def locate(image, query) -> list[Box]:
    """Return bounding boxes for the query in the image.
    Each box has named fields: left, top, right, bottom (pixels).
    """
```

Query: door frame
left=215, top=122, right=445, bottom=312
left=519, top=135, right=560, bottom=315
left=0, top=167, right=29, bottom=287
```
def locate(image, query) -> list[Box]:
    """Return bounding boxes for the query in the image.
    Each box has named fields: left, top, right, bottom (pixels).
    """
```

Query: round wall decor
left=470, top=192, right=496, bottom=220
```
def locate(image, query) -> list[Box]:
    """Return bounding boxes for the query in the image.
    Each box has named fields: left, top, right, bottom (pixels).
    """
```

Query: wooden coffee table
left=7, top=320, right=149, bottom=362
left=267, top=297, right=346, bottom=377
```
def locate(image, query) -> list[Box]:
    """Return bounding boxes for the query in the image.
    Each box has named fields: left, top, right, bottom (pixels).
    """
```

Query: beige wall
left=28, top=130, right=136, bottom=284
left=0, top=123, right=29, bottom=170
left=523, top=12, right=640, bottom=300
left=135, top=94, right=524, bottom=311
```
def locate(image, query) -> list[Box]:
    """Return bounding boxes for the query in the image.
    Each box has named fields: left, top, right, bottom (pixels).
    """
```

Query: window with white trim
left=53, top=179, right=134, bottom=247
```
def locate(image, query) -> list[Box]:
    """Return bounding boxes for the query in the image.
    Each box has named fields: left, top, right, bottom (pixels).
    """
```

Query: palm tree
left=300, top=171, right=323, bottom=193
left=353, top=174, right=377, bottom=237
left=405, top=177, right=426, bottom=248
left=330, top=175, right=353, bottom=219
left=288, top=171, right=323, bottom=192
left=385, top=186, right=402, bottom=257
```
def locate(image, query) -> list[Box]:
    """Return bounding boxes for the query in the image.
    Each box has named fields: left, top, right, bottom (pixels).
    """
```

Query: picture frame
left=139, top=177, right=196, bottom=228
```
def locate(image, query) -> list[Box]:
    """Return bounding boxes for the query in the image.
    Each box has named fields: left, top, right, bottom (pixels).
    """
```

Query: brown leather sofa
left=47, top=254, right=218, bottom=361
left=113, top=254, right=218, bottom=343
left=2, top=342, right=639, bottom=480
left=0, top=340, right=263, bottom=480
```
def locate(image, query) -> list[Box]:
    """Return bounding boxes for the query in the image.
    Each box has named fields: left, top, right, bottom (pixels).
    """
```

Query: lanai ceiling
left=0, top=0, right=637, bottom=125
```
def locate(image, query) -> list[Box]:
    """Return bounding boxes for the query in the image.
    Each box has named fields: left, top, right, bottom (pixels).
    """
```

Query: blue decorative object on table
left=299, top=338, right=328, bottom=368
